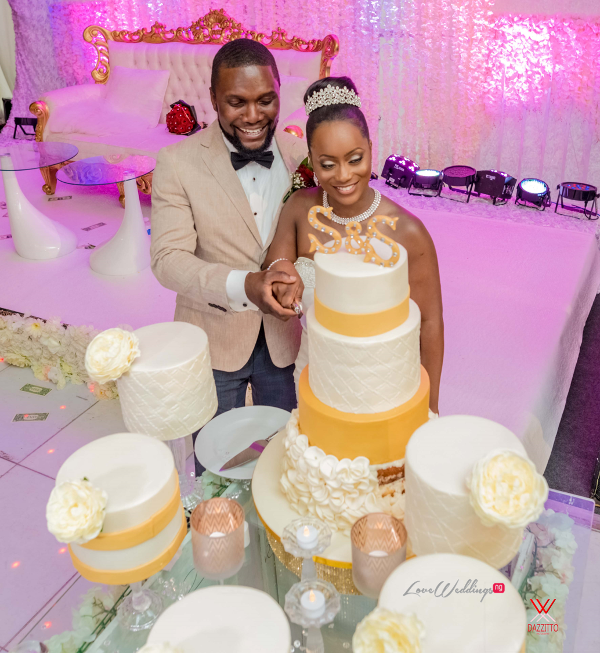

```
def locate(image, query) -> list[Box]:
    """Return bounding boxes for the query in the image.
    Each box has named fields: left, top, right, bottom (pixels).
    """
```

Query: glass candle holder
left=167, top=438, right=204, bottom=512
left=191, top=498, right=245, bottom=582
left=351, top=513, right=407, bottom=598
left=284, top=579, right=340, bottom=629
left=282, top=517, right=332, bottom=581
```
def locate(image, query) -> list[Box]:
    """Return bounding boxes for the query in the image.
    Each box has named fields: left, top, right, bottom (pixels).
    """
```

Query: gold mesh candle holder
left=351, top=513, right=407, bottom=598
left=191, top=498, right=245, bottom=581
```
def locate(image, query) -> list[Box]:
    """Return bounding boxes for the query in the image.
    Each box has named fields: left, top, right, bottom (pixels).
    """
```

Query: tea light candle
left=296, top=524, right=318, bottom=550
left=369, top=550, right=388, bottom=558
left=300, top=589, right=325, bottom=618
left=209, top=531, right=225, bottom=538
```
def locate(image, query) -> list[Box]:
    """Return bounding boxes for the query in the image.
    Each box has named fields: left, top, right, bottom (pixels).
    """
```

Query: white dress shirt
left=223, top=134, right=291, bottom=311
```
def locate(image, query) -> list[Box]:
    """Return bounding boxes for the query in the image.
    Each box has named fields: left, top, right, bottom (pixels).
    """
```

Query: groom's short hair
left=211, top=39, right=281, bottom=90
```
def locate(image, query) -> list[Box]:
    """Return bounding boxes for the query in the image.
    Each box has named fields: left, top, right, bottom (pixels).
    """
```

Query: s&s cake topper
left=307, top=206, right=401, bottom=268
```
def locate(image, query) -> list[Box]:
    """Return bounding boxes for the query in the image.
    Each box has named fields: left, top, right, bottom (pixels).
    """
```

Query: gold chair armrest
left=29, top=100, right=49, bottom=142
left=284, top=125, right=304, bottom=139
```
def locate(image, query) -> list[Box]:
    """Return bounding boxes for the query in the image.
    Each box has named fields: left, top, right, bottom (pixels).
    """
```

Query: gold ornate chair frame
left=30, top=9, right=339, bottom=204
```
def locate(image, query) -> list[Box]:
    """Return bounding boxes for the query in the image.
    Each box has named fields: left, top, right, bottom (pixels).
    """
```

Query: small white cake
left=117, top=322, right=217, bottom=440
left=378, top=553, right=526, bottom=653
left=405, top=415, right=531, bottom=568
left=147, top=586, right=291, bottom=652
left=55, top=432, right=186, bottom=583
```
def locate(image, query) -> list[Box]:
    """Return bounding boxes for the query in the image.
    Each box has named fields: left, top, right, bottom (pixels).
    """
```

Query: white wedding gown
left=293, top=257, right=315, bottom=396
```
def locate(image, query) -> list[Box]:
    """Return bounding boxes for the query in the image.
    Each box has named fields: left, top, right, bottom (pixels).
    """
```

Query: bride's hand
left=271, top=261, right=304, bottom=311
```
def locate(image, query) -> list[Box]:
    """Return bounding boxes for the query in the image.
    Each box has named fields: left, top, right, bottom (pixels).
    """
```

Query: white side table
left=0, top=142, right=79, bottom=260
left=57, top=155, right=156, bottom=276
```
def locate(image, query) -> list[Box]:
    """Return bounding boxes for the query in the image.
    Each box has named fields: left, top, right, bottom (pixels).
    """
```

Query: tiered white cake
left=277, top=240, right=430, bottom=533
left=378, top=553, right=526, bottom=653
left=405, top=415, right=545, bottom=569
left=54, top=433, right=186, bottom=583
left=117, top=322, right=218, bottom=440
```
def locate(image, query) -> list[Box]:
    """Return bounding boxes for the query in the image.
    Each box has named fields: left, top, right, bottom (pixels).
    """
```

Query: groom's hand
left=245, top=270, right=299, bottom=320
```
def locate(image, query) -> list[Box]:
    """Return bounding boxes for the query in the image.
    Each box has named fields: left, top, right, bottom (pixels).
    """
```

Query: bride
left=264, top=76, right=444, bottom=414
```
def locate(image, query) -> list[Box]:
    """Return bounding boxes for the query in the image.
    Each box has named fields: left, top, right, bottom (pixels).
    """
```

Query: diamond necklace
left=322, top=188, right=381, bottom=225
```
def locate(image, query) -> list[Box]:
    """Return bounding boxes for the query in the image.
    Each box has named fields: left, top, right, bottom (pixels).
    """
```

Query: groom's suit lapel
left=262, top=131, right=304, bottom=251
left=201, top=122, right=262, bottom=247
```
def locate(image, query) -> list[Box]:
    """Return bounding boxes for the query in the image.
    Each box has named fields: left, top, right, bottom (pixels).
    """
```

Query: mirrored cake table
left=57, top=155, right=155, bottom=276
left=15, top=481, right=595, bottom=653
left=0, top=142, right=79, bottom=259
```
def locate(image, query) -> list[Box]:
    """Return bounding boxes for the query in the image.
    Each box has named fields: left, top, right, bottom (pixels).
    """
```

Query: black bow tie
left=230, top=150, right=274, bottom=171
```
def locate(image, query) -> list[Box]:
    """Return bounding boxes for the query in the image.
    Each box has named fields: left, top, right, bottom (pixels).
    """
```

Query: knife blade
left=219, top=429, right=280, bottom=472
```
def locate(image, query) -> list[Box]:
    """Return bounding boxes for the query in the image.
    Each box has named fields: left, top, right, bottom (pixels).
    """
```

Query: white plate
left=147, top=585, right=290, bottom=653
left=194, top=405, right=290, bottom=480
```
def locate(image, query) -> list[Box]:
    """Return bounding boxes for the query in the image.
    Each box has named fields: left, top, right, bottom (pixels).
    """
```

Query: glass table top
left=0, top=142, right=79, bottom=171
left=56, top=155, right=156, bottom=186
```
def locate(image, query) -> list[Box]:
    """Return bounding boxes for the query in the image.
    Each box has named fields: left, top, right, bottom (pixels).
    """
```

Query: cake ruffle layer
left=298, top=365, right=430, bottom=465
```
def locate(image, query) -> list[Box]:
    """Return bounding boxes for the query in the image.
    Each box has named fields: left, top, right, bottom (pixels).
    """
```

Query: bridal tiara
left=304, top=84, right=362, bottom=116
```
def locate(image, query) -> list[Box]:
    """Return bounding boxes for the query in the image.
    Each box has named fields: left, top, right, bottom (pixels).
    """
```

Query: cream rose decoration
left=84, top=328, right=140, bottom=384
left=467, top=449, right=549, bottom=529
left=353, top=608, right=425, bottom=653
left=46, top=479, right=108, bottom=544
left=138, top=645, right=184, bottom=653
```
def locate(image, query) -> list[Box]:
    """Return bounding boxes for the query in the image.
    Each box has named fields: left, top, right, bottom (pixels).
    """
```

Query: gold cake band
left=298, top=365, right=430, bottom=465
left=68, top=507, right=187, bottom=584
left=314, top=289, right=410, bottom=337
left=80, top=481, right=181, bottom=551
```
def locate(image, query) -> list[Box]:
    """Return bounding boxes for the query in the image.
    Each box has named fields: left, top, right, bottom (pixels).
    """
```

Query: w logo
left=530, top=599, right=557, bottom=624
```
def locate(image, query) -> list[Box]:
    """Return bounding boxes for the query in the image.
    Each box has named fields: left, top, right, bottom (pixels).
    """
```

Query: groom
left=151, top=39, right=307, bottom=471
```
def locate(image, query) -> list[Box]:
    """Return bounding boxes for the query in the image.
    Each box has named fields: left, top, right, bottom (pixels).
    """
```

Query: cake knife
left=219, top=429, right=280, bottom=472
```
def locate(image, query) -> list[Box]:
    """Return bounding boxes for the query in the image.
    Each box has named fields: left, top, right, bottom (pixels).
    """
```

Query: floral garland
left=0, top=311, right=119, bottom=399
left=520, top=509, right=578, bottom=653
left=282, top=157, right=317, bottom=203
left=44, top=585, right=125, bottom=653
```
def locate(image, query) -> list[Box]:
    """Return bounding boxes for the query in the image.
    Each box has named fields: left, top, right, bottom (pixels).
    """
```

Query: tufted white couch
left=30, top=9, right=339, bottom=201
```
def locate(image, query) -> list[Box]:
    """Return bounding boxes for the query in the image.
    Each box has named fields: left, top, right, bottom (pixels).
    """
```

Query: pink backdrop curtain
left=4, top=0, right=600, bottom=191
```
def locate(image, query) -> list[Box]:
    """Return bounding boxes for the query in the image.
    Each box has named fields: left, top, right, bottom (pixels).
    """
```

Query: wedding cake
left=369, top=553, right=527, bottom=653
left=47, top=432, right=186, bottom=584
left=405, top=415, right=548, bottom=568
left=146, top=586, right=291, bottom=652
left=279, top=213, right=430, bottom=533
left=85, top=322, right=218, bottom=441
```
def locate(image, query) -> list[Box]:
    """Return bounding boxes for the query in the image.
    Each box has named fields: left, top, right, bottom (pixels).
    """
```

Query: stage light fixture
left=383, top=155, right=420, bottom=189
left=473, top=170, right=517, bottom=205
left=515, top=178, right=551, bottom=211
left=442, top=165, right=477, bottom=202
left=555, top=182, right=599, bottom=220
left=407, top=169, right=443, bottom=197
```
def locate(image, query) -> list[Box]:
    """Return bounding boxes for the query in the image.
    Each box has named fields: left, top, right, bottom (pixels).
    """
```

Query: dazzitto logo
left=529, top=599, right=559, bottom=634
left=403, top=579, right=506, bottom=603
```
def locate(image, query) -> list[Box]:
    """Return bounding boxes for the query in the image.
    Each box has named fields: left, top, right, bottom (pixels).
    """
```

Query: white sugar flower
left=467, top=449, right=548, bottom=529
left=85, top=328, right=140, bottom=383
left=353, top=609, right=425, bottom=653
left=46, top=479, right=108, bottom=544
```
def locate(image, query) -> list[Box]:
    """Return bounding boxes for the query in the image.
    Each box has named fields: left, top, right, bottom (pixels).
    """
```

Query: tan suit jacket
left=150, top=120, right=307, bottom=372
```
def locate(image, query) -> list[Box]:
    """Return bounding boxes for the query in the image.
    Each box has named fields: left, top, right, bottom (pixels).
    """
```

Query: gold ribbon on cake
left=78, top=481, right=182, bottom=551
left=314, top=291, right=410, bottom=337
left=68, top=506, right=187, bottom=584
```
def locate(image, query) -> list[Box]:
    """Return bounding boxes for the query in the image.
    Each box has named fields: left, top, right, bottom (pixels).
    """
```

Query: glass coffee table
left=57, top=155, right=156, bottom=276
left=0, top=142, right=79, bottom=259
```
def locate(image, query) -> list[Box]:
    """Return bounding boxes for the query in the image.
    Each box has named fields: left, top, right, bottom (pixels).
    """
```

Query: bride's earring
left=313, top=172, right=319, bottom=187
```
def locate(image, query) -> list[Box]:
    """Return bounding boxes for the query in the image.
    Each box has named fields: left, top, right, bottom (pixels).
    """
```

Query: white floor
left=0, top=362, right=598, bottom=651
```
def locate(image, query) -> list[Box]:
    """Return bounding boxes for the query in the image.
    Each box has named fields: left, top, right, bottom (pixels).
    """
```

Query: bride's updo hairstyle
left=304, top=76, right=369, bottom=149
